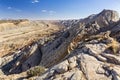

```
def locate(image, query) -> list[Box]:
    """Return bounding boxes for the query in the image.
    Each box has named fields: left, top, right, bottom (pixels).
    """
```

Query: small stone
left=68, top=56, right=76, bottom=63
left=55, top=64, right=68, bottom=74
left=96, top=65, right=105, bottom=74
left=54, top=60, right=69, bottom=74
left=70, top=71, right=82, bottom=80
left=69, top=61, right=77, bottom=70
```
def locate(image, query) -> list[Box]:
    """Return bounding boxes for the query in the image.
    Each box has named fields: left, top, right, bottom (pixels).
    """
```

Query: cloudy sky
left=0, top=0, right=120, bottom=20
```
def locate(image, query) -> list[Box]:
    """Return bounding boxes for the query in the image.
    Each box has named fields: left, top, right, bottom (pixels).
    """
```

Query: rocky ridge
left=0, top=9, right=120, bottom=80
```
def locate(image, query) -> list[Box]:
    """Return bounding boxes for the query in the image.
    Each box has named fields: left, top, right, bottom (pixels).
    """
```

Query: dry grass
left=107, top=38, right=120, bottom=54
left=67, top=35, right=82, bottom=54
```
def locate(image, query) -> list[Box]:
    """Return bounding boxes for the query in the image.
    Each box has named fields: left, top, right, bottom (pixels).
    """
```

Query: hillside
left=0, top=10, right=120, bottom=80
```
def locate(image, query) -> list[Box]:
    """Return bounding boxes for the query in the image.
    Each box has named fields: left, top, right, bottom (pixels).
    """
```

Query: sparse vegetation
left=107, top=38, right=120, bottom=54
left=27, top=66, right=45, bottom=77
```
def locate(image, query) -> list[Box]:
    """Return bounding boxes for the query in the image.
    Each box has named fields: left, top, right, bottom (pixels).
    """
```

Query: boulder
left=53, top=60, right=69, bottom=74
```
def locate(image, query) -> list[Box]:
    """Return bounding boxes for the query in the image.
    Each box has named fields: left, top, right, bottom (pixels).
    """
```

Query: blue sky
left=0, top=0, right=120, bottom=20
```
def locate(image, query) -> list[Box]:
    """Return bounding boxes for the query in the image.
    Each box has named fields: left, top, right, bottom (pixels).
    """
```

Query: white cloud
left=7, top=6, right=22, bottom=12
left=32, top=0, right=39, bottom=3
left=41, top=10, right=47, bottom=13
left=41, top=10, right=56, bottom=15
left=49, top=10, right=56, bottom=15
left=7, top=7, right=12, bottom=9
left=16, top=9, right=22, bottom=12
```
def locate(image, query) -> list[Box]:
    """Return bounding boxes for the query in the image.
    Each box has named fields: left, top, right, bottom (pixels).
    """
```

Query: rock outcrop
left=36, top=10, right=120, bottom=80
left=39, top=23, right=82, bottom=67
left=39, top=9, right=120, bottom=68
left=1, top=43, right=42, bottom=74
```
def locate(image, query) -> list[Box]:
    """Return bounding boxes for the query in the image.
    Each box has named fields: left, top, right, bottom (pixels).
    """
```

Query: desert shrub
left=107, top=38, right=119, bottom=54
left=27, top=66, right=45, bottom=77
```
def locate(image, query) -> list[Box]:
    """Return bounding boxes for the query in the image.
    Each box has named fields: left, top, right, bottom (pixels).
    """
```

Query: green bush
left=27, top=66, right=45, bottom=77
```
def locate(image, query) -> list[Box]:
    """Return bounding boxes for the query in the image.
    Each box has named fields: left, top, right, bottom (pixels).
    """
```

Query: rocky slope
left=0, top=9, right=120, bottom=80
